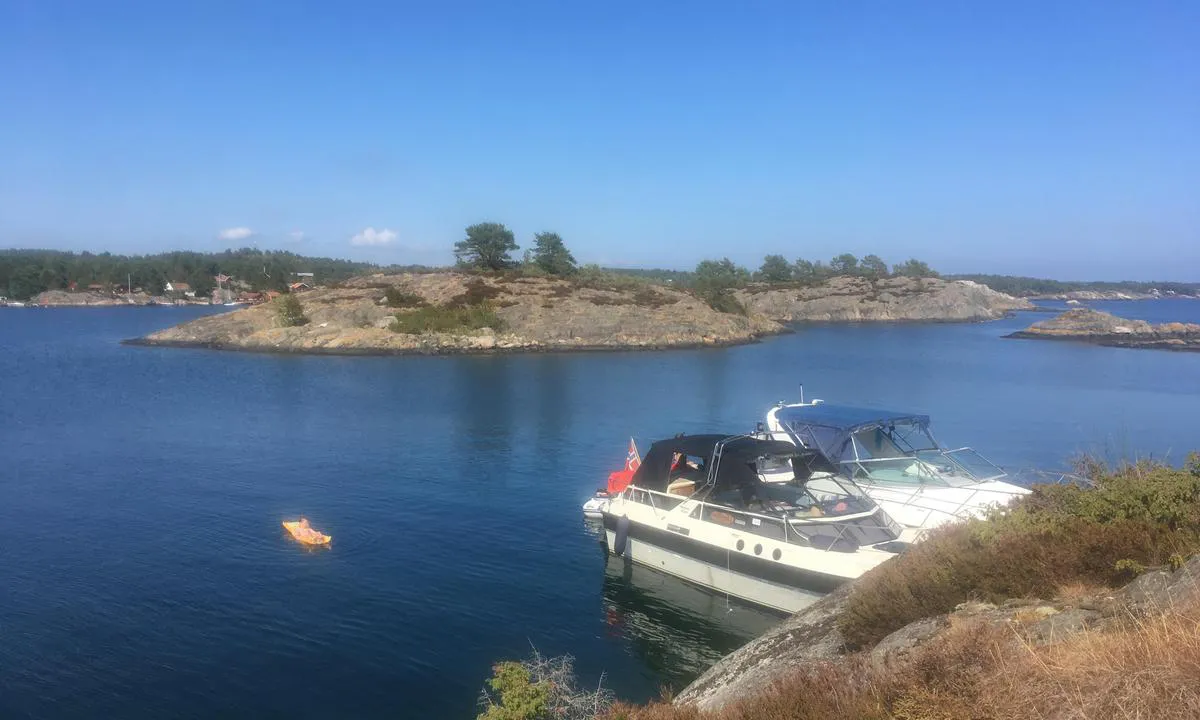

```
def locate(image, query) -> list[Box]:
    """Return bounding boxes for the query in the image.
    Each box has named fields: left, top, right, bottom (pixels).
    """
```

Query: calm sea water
left=2, top=300, right=1199, bottom=719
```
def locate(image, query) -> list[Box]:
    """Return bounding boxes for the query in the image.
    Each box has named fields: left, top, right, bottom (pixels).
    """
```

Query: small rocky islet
left=1008, top=307, right=1200, bottom=351
left=124, top=272, right=1031, bottom=356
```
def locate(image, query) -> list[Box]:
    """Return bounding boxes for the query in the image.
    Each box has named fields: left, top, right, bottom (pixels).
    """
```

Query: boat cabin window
left=666, top=453, right=706, bottom=496
left=851, top=427, right=908, bottom=459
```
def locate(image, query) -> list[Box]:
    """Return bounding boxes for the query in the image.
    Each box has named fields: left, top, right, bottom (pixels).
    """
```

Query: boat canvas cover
left=630, top=434, right=832, bottom=493
left=775, top=405, right=931, bottom=465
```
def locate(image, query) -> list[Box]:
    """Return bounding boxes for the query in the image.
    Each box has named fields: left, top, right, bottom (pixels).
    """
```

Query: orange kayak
left=283, top=519, right=331, bottom=546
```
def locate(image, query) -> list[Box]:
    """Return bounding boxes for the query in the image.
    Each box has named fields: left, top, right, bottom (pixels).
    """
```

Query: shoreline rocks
left=1007, top=308, right=1200, bottom=351
left=674, top=556, right=1200, bottom=713
left=28, top=290, right=178, bottom=306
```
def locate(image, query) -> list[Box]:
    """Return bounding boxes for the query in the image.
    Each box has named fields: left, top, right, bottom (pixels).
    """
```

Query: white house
left=165, top=281, right=196, bottom=298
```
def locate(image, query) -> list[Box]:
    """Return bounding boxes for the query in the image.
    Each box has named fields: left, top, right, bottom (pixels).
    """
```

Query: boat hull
left=602, top=513, right=838, bottom=614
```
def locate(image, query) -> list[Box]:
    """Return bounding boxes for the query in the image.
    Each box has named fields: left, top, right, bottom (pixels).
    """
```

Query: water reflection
left=599, top=550, right=783, bottom=691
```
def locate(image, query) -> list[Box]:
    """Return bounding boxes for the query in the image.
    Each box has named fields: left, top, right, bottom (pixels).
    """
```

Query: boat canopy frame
left=773, top=404, right=1008, bottom=484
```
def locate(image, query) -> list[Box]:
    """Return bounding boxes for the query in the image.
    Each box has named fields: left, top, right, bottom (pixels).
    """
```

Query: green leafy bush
left=701, top=290, right=746, bottom=315
left=478, top=651, right=613, bottom=720
left=273, top=294, right=309, bottom=327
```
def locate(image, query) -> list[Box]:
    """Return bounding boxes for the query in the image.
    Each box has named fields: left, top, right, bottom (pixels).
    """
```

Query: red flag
left=608, top=438, right=641, bottom=494
left=625, top=437, right=641, bottom=472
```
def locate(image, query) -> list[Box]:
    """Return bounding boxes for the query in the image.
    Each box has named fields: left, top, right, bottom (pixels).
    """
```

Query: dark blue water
left=2, top=301, right=1199, bottom=719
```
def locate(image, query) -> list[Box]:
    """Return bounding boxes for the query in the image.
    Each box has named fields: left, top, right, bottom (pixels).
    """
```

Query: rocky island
left=1008, top=307, right=1200, bottom=351
left=125, top=272, right=1030, bottom=356
left=738, top=275, right=1032, bottom=323
left=127, top=272, right=782, bottom=354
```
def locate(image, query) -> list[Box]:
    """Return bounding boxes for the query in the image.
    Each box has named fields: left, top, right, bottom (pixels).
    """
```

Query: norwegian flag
left=625, top=437, right=641, bottom=472
left=607, top=438, right=641, bottom=494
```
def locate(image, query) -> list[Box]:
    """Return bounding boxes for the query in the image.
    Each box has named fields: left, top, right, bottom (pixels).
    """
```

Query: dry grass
left=608, top=600, right=1200, bottom=720
left=839, top=457, right=1200, bottom=647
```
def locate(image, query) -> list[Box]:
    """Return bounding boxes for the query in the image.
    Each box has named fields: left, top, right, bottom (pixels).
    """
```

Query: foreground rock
left=127, top=273, right=783, bottom=355
left=671, top=586, right=853, bottom=711
left=675, top=556, right=1200, bottom=712
left=738, top=276, right=1032, bottom=323
left=1007, top=308, right=1200, bottom=351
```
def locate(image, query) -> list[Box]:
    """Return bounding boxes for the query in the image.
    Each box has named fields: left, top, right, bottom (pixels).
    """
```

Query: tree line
left=0, top=248, right=385, bottom=300
left=947, top=273, right=1200, bottom=298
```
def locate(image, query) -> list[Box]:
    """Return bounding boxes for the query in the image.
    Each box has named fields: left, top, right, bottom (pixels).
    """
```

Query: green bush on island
left=692, top=258, right=749, bottom=315
left=384, top=287, right=427, bottom=308
left=273, top=293, right=309, bottom=327
left=390, top=303, right=502, bottom=334
left=838, top=454, right=1200, bottom=648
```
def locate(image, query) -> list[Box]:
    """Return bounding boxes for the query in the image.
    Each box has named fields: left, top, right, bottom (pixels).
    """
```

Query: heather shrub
left=384, top=286, right=426, bottom=308
left=390, top=303, right=502, bottom=334
left=839, top=455, right=1200, bottom=647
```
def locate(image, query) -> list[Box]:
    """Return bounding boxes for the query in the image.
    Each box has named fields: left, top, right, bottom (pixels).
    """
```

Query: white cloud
left=218, top=227, right=254, bottom=241
left=288, top=230, right=306, bottom=242
left=350, top=227, right=397, bottom=246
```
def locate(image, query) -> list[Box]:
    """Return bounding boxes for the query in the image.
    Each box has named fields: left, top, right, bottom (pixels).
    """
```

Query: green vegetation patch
left=384, top=286, right=427, bottom=308
left=390, top=303, right=503, bottom=334
left=571, top=264, right=655, bottom=293
left=839, top=455, right=1200, bottom=648
left=478, top=652, right=613, bottom=720
left=274, top=294, right=309, bottom=327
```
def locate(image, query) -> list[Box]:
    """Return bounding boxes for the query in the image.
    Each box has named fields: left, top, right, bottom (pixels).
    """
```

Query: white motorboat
left=601, top=434, right=907, bottom=614
left=761, top=399, right=1030, bottom=534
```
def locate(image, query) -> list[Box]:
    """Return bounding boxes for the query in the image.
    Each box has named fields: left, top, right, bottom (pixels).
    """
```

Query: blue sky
left=1, top=1, right=1196, bottom=279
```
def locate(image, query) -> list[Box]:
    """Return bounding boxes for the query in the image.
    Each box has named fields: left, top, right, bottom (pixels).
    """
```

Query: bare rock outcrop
left=737, top=276, right=1032, bottom=323
left=1007, top=308, right=1200, bottom=351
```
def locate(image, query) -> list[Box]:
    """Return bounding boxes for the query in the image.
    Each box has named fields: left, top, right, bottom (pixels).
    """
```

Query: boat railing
left=841, top=451, right=1006, bottom=488
left=935, top=447, right=1009, bottom=483
left=624, top=484, right=893, bottom=549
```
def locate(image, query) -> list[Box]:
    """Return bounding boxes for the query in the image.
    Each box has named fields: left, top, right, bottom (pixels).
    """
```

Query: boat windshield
left=839, top=423, right=1006, bottom=487
left=708, top=455, right=877, bottom=520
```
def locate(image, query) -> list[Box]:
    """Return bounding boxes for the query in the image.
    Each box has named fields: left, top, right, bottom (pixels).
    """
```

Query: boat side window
left=629, top=487, right=685, bottom=511
left=853, top=428, right=906, bottom=459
